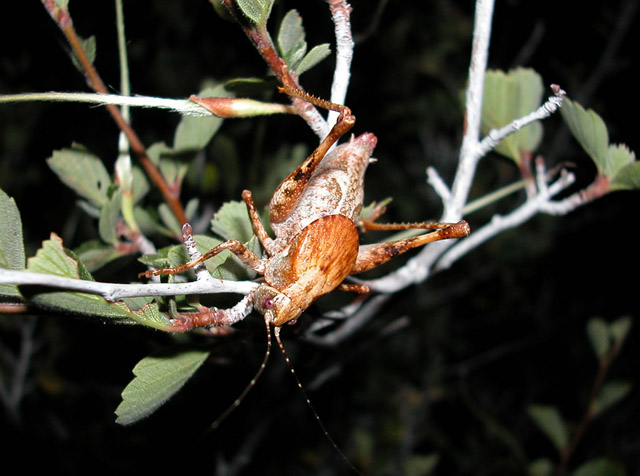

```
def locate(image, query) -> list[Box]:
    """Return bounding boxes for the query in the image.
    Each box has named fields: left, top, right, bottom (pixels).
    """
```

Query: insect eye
left=263, top=297, right=274, bottom=309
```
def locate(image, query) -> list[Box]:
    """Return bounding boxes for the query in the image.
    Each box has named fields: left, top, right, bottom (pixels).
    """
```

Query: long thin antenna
left=202, top=316, right=272, bottom=436
left=274, top=327, right=363, bottom=475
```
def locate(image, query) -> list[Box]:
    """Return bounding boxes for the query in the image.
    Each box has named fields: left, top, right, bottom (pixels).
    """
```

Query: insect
left=139, top=85, right=470, bottom=470
left=140, top=85, right=470, bottom=333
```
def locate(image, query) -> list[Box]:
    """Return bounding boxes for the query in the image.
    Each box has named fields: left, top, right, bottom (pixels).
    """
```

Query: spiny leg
left=139, top=237, right=264, bottom=278
left=269, top=87, right=356, bottom=225
left=351, top=220, right=470, bottom=274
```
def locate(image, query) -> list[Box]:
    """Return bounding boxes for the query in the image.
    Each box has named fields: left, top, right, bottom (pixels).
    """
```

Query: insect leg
left=351, top=220, right=470, bottom=274
left=269, top=95, right=356, bottom=224
left=139, top=237, right=265, bottom=278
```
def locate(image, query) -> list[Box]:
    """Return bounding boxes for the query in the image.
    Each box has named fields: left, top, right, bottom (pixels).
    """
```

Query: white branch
left=477, top=85, right=566, bottom=158
left=444, top=0, right=496, bottom=223
left=0, top=269, right=257, bottom=302
left=327, top=0, right=355, bottom=127
left=0, top=92, right=213, bottom=116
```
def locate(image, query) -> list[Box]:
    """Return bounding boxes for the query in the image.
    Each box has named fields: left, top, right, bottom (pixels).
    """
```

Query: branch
left=40, top=0, right=188, bottom=226
left=327, top=0, right=355, bottom=127
left=0, top=269, right=257, bottom=302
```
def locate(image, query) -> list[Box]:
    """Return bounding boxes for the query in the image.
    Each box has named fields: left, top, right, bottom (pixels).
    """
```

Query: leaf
left=277, top=10, right=307, bottom=66
left=586, top=317, right=610, bottom=361
left=609, top=149, right=640, bottom=191
left=210, top=200, right=256, bottom=243
left=404, top=454, right=440, bottom=476
left=276, top=10, right=330, bottom=75
left=572, top=458, right=627, bottom=476
left=527, top=404, right=569, bottom=454
left=74, top=240, right=125, bottom=273
left=98, top=188, right=122, bottom=245
left=236, top=0, right=274, bottom=25
left=0, top=188, right=26, bottom=298
left=70, top=35, right=97, bottom=71
left=560, top=98, right=610, bottom=174
left=482, top=68, right=544, bottom=163
left=609, top=315, right=632, bottom=345
left=528, top=458, right=554, bottom=476
left=47, top=145, right=112, bottom=208
left=296, top=44, right=331, bottom=76
left=593, top=380, right=632, bottom=416
left=115, top=346, right=210, bottom=425
left=23, top=234, right=137, bottom=322
left=173, top=84, right=230, bottom=153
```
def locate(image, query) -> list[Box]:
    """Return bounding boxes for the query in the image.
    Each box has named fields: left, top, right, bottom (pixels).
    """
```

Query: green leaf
left=70, top=35, right=97, bottom=71
left=593, top=380, right=632, bottom=416
left=296, top=44, right=331, bottom=76
left=0, top=188, right=26, bottom=298
left=277, top=10, right=307, bottom=66
left=74, top=240, right=124, bottom=273
left=173, top=84, right=230, bottom=153
left=276, top=10, right=330, bottom=75
left=482, top=68, right=544, bottom=163
left=572, top=458, right=627, bottom=476
left=47, top=145, right=112, bottom=208
left=211, top=200, right=256, bottom=243
left=23, top=234, right=136, bottom=322
left=98, top=188, right=122, bottom=245
left=158, top=202, right=182, bottom=238
left=609, top=315, right=632, bottom=345
left=587, top=317, right=610, bottom=361
left=528, top=458, right=554, bottom=476
left=609, top=149, right=640, bottom=191
left=115, top=346, right=210, bottom=425
left=527, top=404, right=569, bottom=453
left=236, top=0, right=274, bottom=25
left=404, top=454, right=440, bottom=476
left=560, top=98, right=609, bottom=174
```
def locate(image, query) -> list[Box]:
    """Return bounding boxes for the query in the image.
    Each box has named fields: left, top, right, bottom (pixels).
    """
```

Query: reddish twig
left=40, top=0, right=187, bottom=229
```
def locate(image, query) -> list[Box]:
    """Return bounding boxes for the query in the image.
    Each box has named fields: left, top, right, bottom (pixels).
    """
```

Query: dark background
left=1, top=1, right=638, bottom=475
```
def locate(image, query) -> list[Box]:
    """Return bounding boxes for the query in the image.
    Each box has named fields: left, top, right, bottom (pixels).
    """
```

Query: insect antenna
left=202, top=315, right=272, bottom=436
left=273, top=326, right=363, bottom=476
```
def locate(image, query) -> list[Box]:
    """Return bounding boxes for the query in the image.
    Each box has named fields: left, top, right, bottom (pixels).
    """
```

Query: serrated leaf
left=527, top=404, right=569, bottom=453
left=0, top=188, right=26, bottom=298
left=560, top=98, right=610, bottom=175
left=482, top=68, right=544, bottom=163
left=47, top=146, right=112, bottom=208
left=174, top=84, right=230, bottom=153
left=115, top=346, right=210, bottom=425
left=593, top=380, right=632, bottom=416
left=296, top=43, right=331, bottom=76
left=572, top=458, right=627, bottom=476
left=587, top=317, right=610, bottom=361
left=211, top=200, right=256, bottom=242
left=609, top=149, right=640, bottom=191
left=23, top=234, right=138, bottom=322
left=236, top=0, right=274, bottom=25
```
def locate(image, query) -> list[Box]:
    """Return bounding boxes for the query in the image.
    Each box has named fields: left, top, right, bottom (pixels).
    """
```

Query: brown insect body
left=142, top=90, right=469, bottom=331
